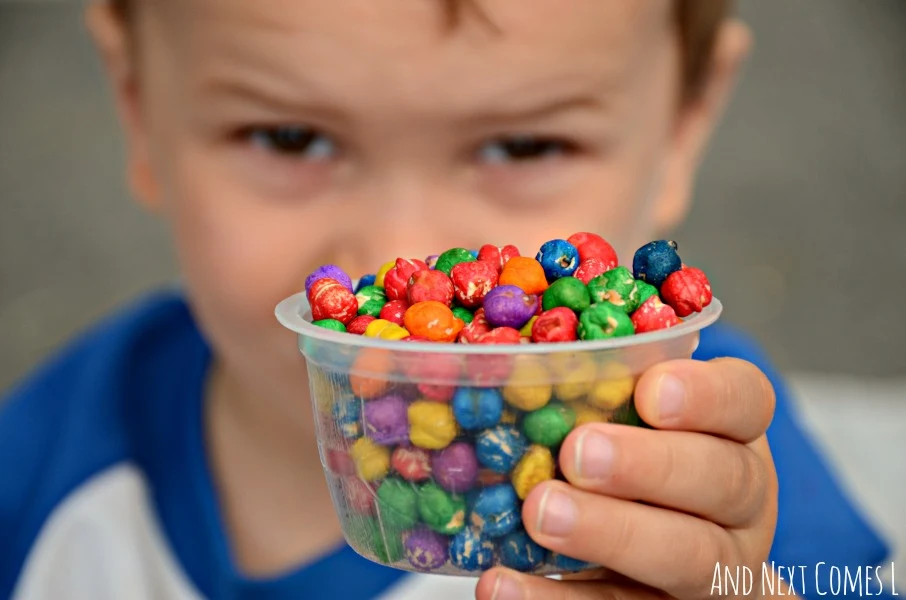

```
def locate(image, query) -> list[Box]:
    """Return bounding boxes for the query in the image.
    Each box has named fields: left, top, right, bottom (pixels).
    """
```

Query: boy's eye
left=246, top=126, right=337, bottom=160
left=477, top=135, right=576, bottom=164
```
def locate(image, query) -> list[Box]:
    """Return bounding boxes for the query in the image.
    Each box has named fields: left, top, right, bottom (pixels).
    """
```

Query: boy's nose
left=341, top=178, right=473, bottom=273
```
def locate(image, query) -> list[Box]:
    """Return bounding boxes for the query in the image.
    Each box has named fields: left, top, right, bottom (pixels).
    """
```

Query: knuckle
left=601, top=506, right=637, bottom=564
left=679, top=522, right=733, bottom=598
left=726, top=446, right=767, bottom=524
left=654, top=435, right=682, bottom=496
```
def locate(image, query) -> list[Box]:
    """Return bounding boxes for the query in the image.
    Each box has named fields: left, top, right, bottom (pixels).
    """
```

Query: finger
left=519, top=480, right=740, bottom=598
left=558, top=423, right=772, bottom=527
left=634, top=358, right=775, bottom=442
left=475, top=567, right=665, bottom=600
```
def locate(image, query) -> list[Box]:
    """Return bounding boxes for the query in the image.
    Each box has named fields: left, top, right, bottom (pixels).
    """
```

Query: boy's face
left=90, top=0, right=743, bottom=400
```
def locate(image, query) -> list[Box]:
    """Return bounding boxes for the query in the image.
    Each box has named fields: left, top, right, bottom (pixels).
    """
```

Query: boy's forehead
left=148, top=0, right=673, bottom=113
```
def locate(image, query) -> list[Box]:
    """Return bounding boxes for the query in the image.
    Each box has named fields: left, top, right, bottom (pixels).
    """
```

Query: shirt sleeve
left=694, top=325, right=892, bottom=600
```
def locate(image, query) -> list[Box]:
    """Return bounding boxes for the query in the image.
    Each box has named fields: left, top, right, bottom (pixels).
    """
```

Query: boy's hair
left=109, top=0, right=729, bottom=101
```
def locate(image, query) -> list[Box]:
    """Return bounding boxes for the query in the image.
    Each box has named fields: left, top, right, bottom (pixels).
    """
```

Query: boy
left=0, top=1, right=890, bottom=599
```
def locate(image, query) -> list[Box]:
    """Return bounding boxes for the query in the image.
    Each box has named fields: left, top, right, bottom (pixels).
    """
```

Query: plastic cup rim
left=276, top=292, right=722, bottom=356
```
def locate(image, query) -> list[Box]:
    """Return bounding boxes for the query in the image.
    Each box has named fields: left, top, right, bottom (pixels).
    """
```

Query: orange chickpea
left=498, top=256, right=549, bottom=295
left=348, top=348, right=394, bottom=398
left=403, top=301, right=465, bottom=343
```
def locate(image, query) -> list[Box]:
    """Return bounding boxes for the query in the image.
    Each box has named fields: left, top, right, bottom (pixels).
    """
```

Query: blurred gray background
left=1, top=0, right=905, bottom=583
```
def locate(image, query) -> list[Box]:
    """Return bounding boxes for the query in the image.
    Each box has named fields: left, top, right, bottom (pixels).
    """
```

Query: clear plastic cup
left=276, top=293, right=721, bottom=576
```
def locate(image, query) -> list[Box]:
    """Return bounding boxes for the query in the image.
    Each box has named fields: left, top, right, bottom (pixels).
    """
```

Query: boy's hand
left=475, top=358, right=778, bottom=600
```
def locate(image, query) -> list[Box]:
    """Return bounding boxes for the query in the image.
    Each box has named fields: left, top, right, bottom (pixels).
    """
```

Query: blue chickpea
left=469, top=249, right=480, bottom=259
left=354, top=274, right=377, bottom=294
left=449, top=527, right=496, bottom=572
left=476, top=425, right=527, bottom=474
left=469, top=484, right=521, bottom=538
left=535, top=239, right=580, bottom=281
left=332, top=394, right=362, bottom=439
left=551, top=553, right=595, bottom=572
left=499, top=529, right=547, bottom=572
left=452, top=388, right=504, bottom=431
left=632, top=240, right=682, bottom=288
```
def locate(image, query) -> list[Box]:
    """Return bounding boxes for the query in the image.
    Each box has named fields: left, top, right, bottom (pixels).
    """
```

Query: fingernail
left=536, top=487, right=578, bottom=537
left=657, top=373, right=686, bottom=422
left=575, top=429, right=614, bottom=479
left=492, top=573, right=524, bottom=600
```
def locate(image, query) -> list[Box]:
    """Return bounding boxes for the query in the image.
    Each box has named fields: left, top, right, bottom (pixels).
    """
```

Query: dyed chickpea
left=535, top=239, right=580, bottom=281
left=522, top=403, right=576, bottom=447
left=375, top=260, right=397, bottom=288
left=325, top=447, right=356, bottom=476
left=349, top=349, right=394, bottom=399
left=483, top=285, right=538, bottom=329
left=309, top=278, right=359, bottom=324
left=498, top=257, right=549, bottom=296
left=634, top=279, right=659, bottom=307
left=500, top=529, right=547, bottom=572
left=408, top=270, right=455, bottom=306
left=354, top=273, right=377, bottom=294
left=477, top=244, right=521, bottom=273
left=631, top=295, right=681, bottom=333
left=660, top=266, right=713, bottom=317
left=502, top=356, right=552, bottom=411
left=550, top=352, right=596, bottom=401
left=573, top=403, right=610, bottom=426
left=379, top=299, right=409, bottom=326
left=632, top=240, right=682, bottom=288
left=450, top=527, right=495, bottom=572
left=464, top=327, right=520, bottom=385
left=469, top=484, right=521, bottom=537
left=451, top=387, right=504, bottom=431
left=435, top=248, right=476, bottom=276
left=574, top=257, right=612, bottom=285
left=476, top=327, right=522, bottom=344
left=351, top=437, right=391, bottom=481
left=391, top=446, right=432, bottom=482
left=458, top=308, right=491, bottom=344
left=450, top=261, right=499, bottom=308
left=511, top=445, right=556, bottom=500
left=305, top=264, right=354, bottom=294
left=432, top=442, right=480, bottom=493
left=587, top=362, right=635, bottom=410
left=475, top=425, right=527, bottom=474
left=383, top=258, right=429, bottom=302
left=376, top=478, right=420, bottom=530
left=417, top=482, right=467, bottom=535
left=517, top=319, right=536, bottom=344
left=541, top=277, right=591, bottom=313
left=363, top=319, right=400, bottom=339
left=408, top=400, right=458, bottom=450
left=399, top=353, right=460, bottom=402
left=344, top=477, right=377, bottom=514
left=531, top=307, right=579, bottom=343
left=355, top=285, right=388, bottom=317
left=577, top=302, right=635, bottom=340
left=312, top=319, right=346, bottom=332
left=451, top=306, right=474, bottom=324
left=346, top=315, right=376, bottom=335
left=403, top=301, right=465, bottom=343
left=586, top=267, right=640, bottom=313
left=403, top=527, right=449, bottom=571
left=566, top=232, right=618, bottom=268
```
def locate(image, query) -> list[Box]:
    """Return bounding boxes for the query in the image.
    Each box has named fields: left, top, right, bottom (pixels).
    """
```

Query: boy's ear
left=653, top=19, right=752, bottom=233
left=85, top=2, right=160, bottom=211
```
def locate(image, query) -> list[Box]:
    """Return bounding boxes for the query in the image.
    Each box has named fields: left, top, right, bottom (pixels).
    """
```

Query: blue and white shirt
left=0, top=292, right=891, bottom=599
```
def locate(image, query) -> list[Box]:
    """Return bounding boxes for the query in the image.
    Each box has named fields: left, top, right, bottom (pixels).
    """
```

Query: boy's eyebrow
left=464, top=94, right=606, bottom=125
left=198, top=76, right=348, bottom=121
